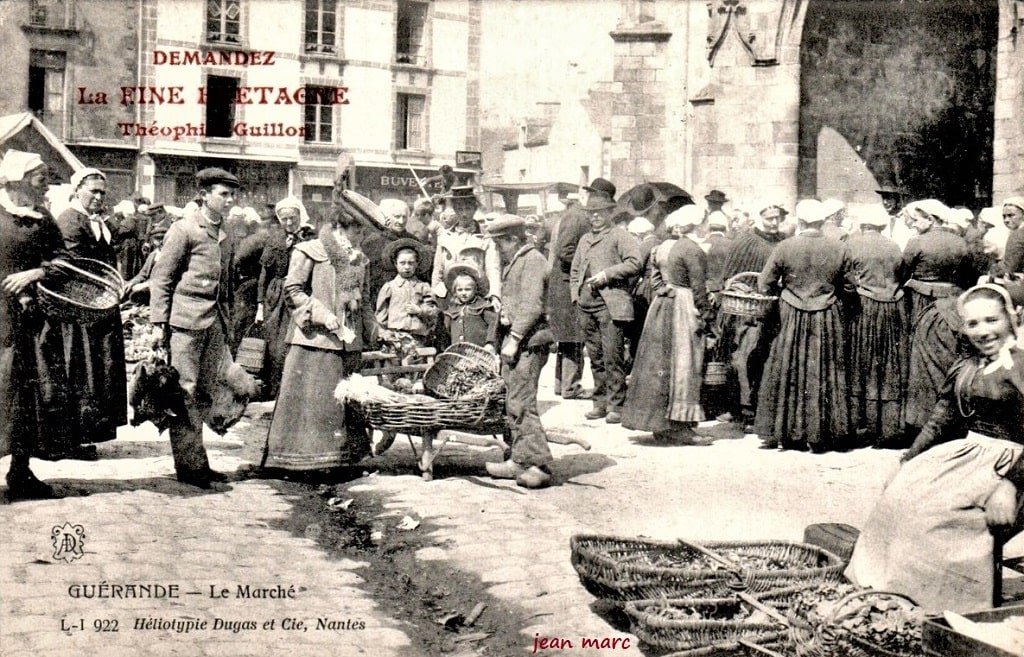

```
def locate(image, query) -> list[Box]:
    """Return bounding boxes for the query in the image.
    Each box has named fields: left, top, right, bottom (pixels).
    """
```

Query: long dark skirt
left=903, top=298, right=961, bottom=430
left=58, top=313, right=128, bottom=445
left=848, top=296, right=909, bottom=448
left=262, top=345, right=369, bottom=470
left=261, top=276, right=291, bottom=399
left=622, top=287, right=704, bottom=433
left=755, top=301, right=851, bottom=451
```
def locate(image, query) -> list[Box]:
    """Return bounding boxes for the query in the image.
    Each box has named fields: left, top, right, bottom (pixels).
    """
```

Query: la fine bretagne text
left=61, top=582, right=365, bottom=634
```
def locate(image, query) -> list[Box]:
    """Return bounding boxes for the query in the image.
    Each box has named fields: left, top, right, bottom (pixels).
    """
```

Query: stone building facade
left=484, top=0, right=1024, bottom=212
left=1, top=0, right=481, bottom=221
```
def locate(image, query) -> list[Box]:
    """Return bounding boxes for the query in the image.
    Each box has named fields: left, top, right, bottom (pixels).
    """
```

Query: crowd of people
left=4, top=144, right=1024, bottom=610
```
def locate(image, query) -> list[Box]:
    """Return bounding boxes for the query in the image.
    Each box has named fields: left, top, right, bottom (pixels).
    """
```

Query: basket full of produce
left=719, top=272, right=777, bottom=319
left=625, top=592, right=790, bottom=654
left=335, top=373, right=505, bottom=433
left=37, top=257, right=124, bottom=325
left=423, top=344, right=505, bottom=400
left=122, top=303, right=160, bottom=363
left=787, top=586, right=923, bottom=657
left=569, top=535, right=844, bottom=602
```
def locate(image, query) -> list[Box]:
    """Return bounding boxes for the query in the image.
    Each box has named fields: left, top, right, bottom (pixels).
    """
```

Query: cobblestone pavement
left=3, top=359, right=1022, bottom=657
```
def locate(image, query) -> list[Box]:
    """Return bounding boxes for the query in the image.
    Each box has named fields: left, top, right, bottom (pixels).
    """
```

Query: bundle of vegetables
left=122, top=304, right=161, bottom=362
left=616, top=549, right=794, bottom=573
left=788, top=586, right=923, bottom=657
left=334, top=373, right=427, bottom=405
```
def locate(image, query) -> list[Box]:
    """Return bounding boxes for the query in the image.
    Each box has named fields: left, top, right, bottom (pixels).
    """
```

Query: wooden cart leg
left=418, top=430, right=451, bottom=481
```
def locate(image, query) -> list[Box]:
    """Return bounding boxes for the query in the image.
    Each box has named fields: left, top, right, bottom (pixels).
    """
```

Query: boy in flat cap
left=486, top=215, right=555, bottom=489
left=150, top=167, right=240, bottom=488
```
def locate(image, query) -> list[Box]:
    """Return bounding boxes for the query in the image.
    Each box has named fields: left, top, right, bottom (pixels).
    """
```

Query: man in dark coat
left=151, top=167, right=239, bottom=488
left=546, top=195, right=590, bottom=399
left=570, top=184, right=642, bottom=424
left=486, top=215, right=555, bottom=489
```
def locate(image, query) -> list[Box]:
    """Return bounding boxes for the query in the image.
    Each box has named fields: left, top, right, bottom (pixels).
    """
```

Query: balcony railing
left=395, top=52, right=426, bottom=67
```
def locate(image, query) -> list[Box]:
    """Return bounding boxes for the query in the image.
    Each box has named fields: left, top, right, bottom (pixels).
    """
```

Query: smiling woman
left=847, top=282, right=1024, bottom=613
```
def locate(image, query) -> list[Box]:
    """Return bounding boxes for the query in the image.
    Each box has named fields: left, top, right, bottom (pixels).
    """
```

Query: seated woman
left=846, top=283, right=1024, bottom=612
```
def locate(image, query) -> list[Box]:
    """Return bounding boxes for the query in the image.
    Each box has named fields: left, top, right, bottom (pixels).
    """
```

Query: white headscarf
left=665, top=204, right=704, bottom=229
left=0, top=149, right=45, bottom=185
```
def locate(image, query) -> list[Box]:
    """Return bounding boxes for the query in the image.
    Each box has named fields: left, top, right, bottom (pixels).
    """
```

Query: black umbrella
left=618, top=182, right=694, bottom=218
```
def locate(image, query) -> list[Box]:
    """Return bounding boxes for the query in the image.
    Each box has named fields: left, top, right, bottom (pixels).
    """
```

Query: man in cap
left=570, top=184, right=642, bottom=424
left=150, top=167, right=240, bottom=488
left=546, top=187, right=595, bottom=400
left=1000, top=196, right=1024, bottom=274
left=705, top=189, right=728, bottom=215
left=486, top=215, right=556, bottom=489
left=431, top=185, right=502, bottom=309
left=875, top=184, right=905, bottom=216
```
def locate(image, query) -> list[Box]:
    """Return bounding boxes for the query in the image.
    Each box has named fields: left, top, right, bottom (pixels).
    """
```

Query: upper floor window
left=28, top=0, right=75, bottom=29
left=206, top=0, right=241, bottom=45
left=304, top=0, right=336, bottom=53
left=395, top=93, right=425, bottom=151
left=28, top=49, right=67, bottom=138
left=395, top=0, right=427, bottom=66
left=304, top=86, right=335, bottom=143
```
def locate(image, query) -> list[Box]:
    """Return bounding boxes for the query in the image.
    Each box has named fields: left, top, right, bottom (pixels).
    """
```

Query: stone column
left=993, top=0, right=1024, bottom=198
left=609, top=5, right=672, bottom=191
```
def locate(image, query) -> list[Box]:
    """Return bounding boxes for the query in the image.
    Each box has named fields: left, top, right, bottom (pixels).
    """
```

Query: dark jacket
left=150, top=210, right=235, bottom=334
left=502, top=244, right=552, bottom=349
left=759, top=229, right=852, bottom=312
left=443, top=297, right=499, bottom=348
left=546, top=207, right=589, bottom=342
left=55, top=204, right=119, bottom=267
left=845, top=231, right=904, bottom=302
left=898, top=228, right=974, bottom=289
left=570, top=226, right=642, bottom=322
left=1003, top=227, right=1024, bottom=274
left=705, top=231, right=734, bottom=292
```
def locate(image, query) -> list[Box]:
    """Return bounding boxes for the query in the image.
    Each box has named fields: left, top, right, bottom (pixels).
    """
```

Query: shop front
left=352, top=164, right=475, bottom=206
left=148, top=153, right=292, bottom=210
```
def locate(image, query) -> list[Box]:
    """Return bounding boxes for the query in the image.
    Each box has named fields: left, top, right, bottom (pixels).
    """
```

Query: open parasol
left=618, top=182, right=694, bottom=218
left=337, top=189, right=389, bottom=231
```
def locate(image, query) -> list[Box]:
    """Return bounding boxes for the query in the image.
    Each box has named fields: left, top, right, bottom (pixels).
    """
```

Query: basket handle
left=677, top=539, right=744, bottom=578
left=736, top=639, right=788, bottom=657
left=737, top=592, right=790, bottom=626
left=724, top=271, right=761, bottom=290
left=54, top=258, right=126, bottom=295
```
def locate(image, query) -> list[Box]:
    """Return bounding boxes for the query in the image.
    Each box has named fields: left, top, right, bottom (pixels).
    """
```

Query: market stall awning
left=0, top=112, right=84, bottom=182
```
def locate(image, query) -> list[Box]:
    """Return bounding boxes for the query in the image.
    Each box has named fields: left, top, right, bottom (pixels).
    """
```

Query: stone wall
left=994, top=0, right=1024, bottom=199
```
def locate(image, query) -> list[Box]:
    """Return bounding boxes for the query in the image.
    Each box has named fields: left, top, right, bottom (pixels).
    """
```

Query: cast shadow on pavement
left=627, top=421, right=745, bottom=448
left=1, top=476, right=234, bottom=503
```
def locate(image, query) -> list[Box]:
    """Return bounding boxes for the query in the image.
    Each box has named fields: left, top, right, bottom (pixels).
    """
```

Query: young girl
left=442, top=262, right=498, bottom=352
left=376, top=238, right=438, bottom=351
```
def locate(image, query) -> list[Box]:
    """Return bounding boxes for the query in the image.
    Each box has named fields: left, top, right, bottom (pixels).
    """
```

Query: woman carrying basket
left=755, top=200, right=853, bottom=452
left=622, top=205, right=710, bottom=441
left=52, top=168, right=128, bottom=454
left=0, top=150, right=73, bottom=499
left=847, top=283, right=1024, bottom=612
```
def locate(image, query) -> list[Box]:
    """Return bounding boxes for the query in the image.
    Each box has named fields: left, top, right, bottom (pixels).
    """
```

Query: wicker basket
left=361, top=392, right=506, bottom=433
left=625, top=596, right=788, bottom=654
left=790, top=590, right=921, bottom=657
left=37, top=258, right=124, bottom=325
left=719, top=272, right=777, bottom=319
left=424, top=351, right=505, bottom=400
left=705, top=361, right=730, bottom=386
left=444, top=342, right=499, bottom=373
left=570, top=535, right=845, bottom=602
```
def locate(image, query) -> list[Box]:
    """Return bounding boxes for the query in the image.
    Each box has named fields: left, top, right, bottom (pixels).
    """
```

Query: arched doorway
left=798, top=0, right=997, bottom=208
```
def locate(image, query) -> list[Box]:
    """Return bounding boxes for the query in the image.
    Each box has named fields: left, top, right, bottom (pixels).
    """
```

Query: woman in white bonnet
left=0, top=149, right=73, bottom=499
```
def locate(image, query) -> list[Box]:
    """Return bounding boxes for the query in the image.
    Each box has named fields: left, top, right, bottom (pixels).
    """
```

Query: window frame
left=27, top=49, right=68, bottom=138
left=205, top=0, right=242, bottom=46
left=304, top=0, right=336, bottom=53
left=395, top=0, right=428, bottom=67
left=303, top=85, right=336, bottom=144
left=395, top=92, right=426, bottom=152
left=204, top=74, right=240, bottom=139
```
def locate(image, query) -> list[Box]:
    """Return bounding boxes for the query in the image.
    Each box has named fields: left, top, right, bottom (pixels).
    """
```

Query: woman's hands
left=1, top=267, right=44, bottom=295
left=985, top=478, right=1019, bottom=527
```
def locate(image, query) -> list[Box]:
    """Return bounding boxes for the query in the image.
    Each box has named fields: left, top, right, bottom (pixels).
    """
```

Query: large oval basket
left=37, top=257, right=124, bottom=325
left=361, top=393, right=506, bottom=433
left=570, top=535, right=844, bottom=602
left=719, top=272, right=777, bottom=319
